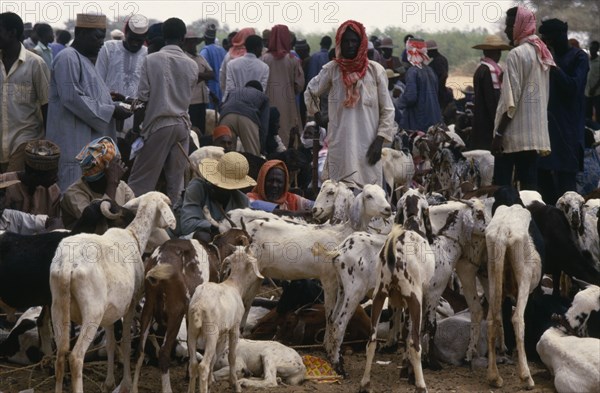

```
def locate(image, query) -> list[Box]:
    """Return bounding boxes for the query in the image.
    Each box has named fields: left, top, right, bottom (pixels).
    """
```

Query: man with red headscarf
left=491, top=5, right=554, bottom=191
left=262, top=24, right=305, bottom=147
left=219, top=27, right=256, bottom=98
left=304, top=20, right=394, bottom=187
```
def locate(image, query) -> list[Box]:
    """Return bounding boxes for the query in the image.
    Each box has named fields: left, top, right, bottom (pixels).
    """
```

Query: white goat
left=556, top=191, right=600, bottom=266
left=50, top=192, right=176, bottom=393
left=208, top=185, right=392, bottom=336
left=536, top=285, right=600, bottom=393
left=462, top=150, right=494, bottom=187
left=359, top=224, right=435, bottom=393
left=312, top=179, right=355, bottom=224
left=381, top=147, right=415, bottom=202
left=213, top=339, right=306, bottom=388
left=485, top=204, right=542, bottom=389
left=186, top=246, right=263, bottom=393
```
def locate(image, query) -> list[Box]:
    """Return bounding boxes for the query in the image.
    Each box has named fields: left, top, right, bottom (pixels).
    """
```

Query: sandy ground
left=0, top=348, right=557, bottom=393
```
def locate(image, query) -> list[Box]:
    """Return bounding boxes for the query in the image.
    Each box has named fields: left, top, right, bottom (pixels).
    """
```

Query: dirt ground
left=0, top=348, right=557, bottom=393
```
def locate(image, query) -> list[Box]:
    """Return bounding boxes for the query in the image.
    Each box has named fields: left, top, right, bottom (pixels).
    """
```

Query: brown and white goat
left=132, top=229, right=249, bottom=393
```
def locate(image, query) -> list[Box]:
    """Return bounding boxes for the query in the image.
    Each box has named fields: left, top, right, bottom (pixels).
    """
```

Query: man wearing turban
left=304, top=20, right=394, bottom=187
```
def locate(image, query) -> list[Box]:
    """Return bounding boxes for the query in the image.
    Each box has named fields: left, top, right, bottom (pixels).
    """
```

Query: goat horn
left=449, top=197, right=474, bottom=208
left=100, top=200, right=121, bottom=220
left=240, top=217, right=247, bottom=233
left=202, top=206, right=222, bottom=227
left=216, top=204, right=237, bottom=228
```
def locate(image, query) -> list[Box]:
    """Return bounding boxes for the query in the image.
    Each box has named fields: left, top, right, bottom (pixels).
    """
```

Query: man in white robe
left=95, top=14, right=148, bottom=136
left=46, top=13, right=131, bottom=191
left=304, top=20, right=394, bottom=187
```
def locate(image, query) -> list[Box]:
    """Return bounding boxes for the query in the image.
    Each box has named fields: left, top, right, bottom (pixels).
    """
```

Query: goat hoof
left=416, top=387, right=428, bottom=393
left=488, top=376, right=503, bottom=388
left=358, top=382, right=371, bottom=393
left=333, top=360, right=348, bottom=378
left=523, top=376, right=535, bottom=390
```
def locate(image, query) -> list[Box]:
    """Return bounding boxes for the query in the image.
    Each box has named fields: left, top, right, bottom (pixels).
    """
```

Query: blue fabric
left=200, top=44, right=227, bottom=108
left=398, top=65, right=442, bottom=131
left=577, top=148, right=600, bottom=195
left=307, top=49, right=330, bottom=82
left=250, top=200, right=278, bottom=212
left=538, top=46, right=589, bottom=172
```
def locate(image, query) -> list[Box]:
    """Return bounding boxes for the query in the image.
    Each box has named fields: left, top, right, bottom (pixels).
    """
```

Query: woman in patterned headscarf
left=304, top=20, right=394, bottom=188
left=261, top=24, right=305, bottom=147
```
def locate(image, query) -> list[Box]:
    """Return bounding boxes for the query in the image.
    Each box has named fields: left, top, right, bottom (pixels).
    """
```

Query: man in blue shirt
left=307, top=36, right=332, bottom=82
left=200, top=24, right=226, bottom=108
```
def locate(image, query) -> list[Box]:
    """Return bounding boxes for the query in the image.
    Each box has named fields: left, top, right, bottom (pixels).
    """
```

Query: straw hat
left=199, top=152, right=257, bottom=190
left=386, top=69, right=400, bottom=79
left=472, top=35, right=512, bottom=51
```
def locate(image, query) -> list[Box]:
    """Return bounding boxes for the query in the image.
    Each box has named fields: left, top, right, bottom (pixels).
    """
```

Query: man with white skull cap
left=96, top=14, right=149, bottom=135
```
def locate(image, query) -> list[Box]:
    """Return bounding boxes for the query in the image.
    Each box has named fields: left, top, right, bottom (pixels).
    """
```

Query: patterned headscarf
left=513, top=5, right=556, bottom=70
left=268, top=25, right=292, bottom=60
left=76, top=137, right=120, bottom=182
left=229, top=27, right=256, bottom=59
left=406, top=38, right=430, bottom=69
left=334, top=20, right=369, bottom=108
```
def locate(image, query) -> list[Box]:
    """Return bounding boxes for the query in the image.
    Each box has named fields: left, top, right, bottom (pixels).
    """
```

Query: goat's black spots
left=348, top=266, right=354, bottom=276
left=358, top=257, right=363, bottom=266
left=440, top=210, right=459, bottom=233
left=341, top=262, right=346, bottom=270
left=405, top=195, right=420, bottom=218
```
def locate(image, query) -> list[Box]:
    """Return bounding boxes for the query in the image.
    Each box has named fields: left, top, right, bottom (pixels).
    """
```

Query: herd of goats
left=1, top=123, right=600, bottom=393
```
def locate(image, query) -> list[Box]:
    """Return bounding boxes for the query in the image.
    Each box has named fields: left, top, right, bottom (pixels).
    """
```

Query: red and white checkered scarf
left=334, top=20, right=369, bottom=108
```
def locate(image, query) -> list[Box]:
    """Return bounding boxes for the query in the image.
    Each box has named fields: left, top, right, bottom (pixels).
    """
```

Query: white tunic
left=304, top=60, right=395, bottom=186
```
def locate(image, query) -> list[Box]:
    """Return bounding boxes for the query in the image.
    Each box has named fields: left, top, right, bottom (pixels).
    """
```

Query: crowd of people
left=1, top=5, right=599, bottom=236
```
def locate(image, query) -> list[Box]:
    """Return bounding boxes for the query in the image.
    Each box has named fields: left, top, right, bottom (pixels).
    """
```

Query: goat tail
left=311, top=242, right=339, bottom=260
left=50, top=251, right=72, bottom=359
left=146, top=264, right=175, bottom=284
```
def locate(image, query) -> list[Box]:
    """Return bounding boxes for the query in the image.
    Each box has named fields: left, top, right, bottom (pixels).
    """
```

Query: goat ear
left=123, top=196, right=141, bottom=211
left=394, top=204, right=404, bottom=225
left=159, top=202, right=177, bottom=230
left=349, top=192, right=364, bottom=228
left=423, top=208, right=434, bottom=244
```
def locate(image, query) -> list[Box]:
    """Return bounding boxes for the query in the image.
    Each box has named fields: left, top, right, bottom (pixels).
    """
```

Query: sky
left=2, top=0, right=519, bottom=34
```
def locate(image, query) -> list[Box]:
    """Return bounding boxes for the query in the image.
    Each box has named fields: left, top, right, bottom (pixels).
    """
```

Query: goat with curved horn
left=100, top=200, right=121, bottom=220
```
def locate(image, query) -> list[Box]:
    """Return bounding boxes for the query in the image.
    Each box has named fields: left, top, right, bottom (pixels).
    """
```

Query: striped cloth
left=494, top=42, right=551, bottom=155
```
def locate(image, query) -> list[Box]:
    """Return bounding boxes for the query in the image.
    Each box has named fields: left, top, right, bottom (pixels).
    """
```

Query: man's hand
left=110, top=92, right=126, bottom=102
left=366, top=135, right=385, bottom=165
left=491, top=135, right=504, bottom=155
left=104, top=157, right=127, bottom=187
left=314, top=112, right=328, bottom=128
left=113, top=104, right=133, bottom=120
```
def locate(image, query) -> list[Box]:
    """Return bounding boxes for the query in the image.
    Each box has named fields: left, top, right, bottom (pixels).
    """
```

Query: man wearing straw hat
left=470, top=35, right=511, bottom=150
left=46, top=13, right=132, bottom=191
left=180, top=151, right=255, bottom=241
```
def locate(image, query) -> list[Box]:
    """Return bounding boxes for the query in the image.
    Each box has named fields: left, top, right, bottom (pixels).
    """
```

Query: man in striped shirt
left=491, top=5, right=553, bottom=190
